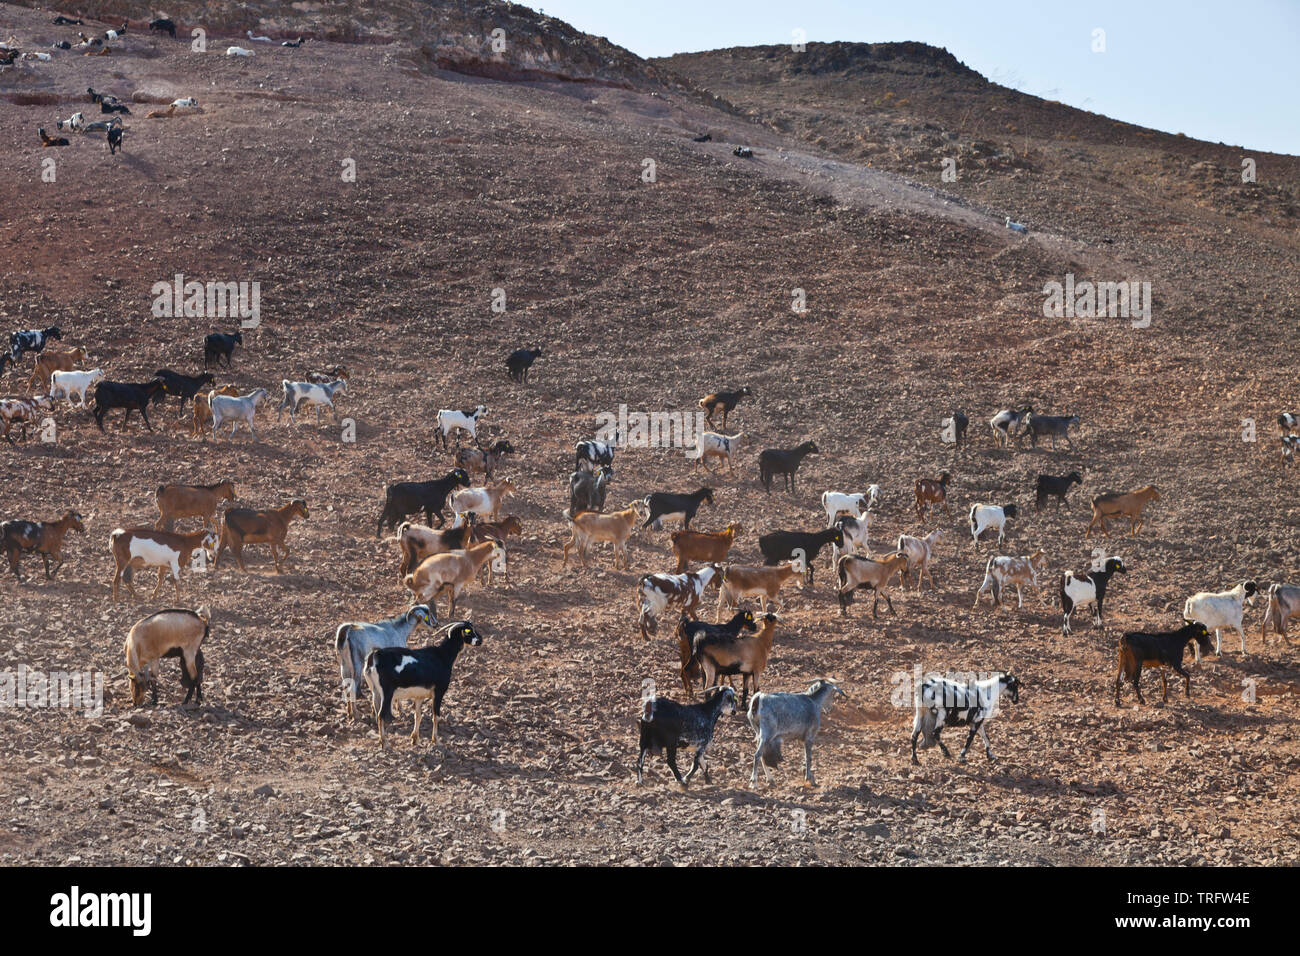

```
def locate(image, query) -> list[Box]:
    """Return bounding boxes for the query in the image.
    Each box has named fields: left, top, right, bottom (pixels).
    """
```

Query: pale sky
left=522, top=0, right=1300, bottom=156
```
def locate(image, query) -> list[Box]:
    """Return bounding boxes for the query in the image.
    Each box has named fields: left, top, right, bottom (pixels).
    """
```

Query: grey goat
left=748, top=679, right=847, bottom=787
left=1024, top=412, right=1081, bottom=450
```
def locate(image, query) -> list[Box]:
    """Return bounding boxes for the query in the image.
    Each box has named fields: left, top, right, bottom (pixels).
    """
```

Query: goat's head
left=450, top=468, right=471, bottom=487
left=1104, top=557, right=1126, bottom=575
left=199, top=531, right=219, bottom=563
left=287, top=498, right=310, bottom=521
left=809, top=679, right=848, bottom=705
left=63, top=511, right=86, bottom=533
left=407, top=604, right=437, bottom=628
left=218, top=480, right=237, bottom=500
left=1243, top=580, right=1259, bottom=606
left=1067, top=471, right=1083, bottom=485
left=448, top=621, right=483, bottom=647
left=1183, top=622, right=1213, bottom=658
left=1002, top=504, right=1019, bottom=519
left=703, top=685, right=737, bottom=715
left=999, top=674, right=1021, bottom=704
left=127, top=669, right=154, bottom=707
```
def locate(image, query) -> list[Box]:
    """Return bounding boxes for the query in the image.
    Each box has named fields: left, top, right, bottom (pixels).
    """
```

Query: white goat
left=49, top=368, right=104, bottom=408
left=436, top=404, right=488, bottom=447
left=210, top=388, right=268, bottom=441
left=821, top=491, right=868, bottom=527
left=1183, top=581, right=1258, bottom=660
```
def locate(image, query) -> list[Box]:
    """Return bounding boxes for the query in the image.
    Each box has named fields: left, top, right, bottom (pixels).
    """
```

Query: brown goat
left=396, top=520, right=473, bottom=576
left=1, top=510, right=85, bottom=580
left=191, top=385, right=241, bottom=438
left=671, top=522, right=741, bottom=573
left=469, top=514, right=523, bottom=585
left=1086, top=485, right=1161, bottom=538
left=689, top=610, right=780, bottom=701
left=155, top=480, right=236, bottom=531
left=217, top=499, right=309, bottom=572
left=715, top=562, right=801, bottom=620
left=403, top=540, right=505, bottom=617
left=27, top=346, right=88, bottom=391
left=914, top=471, right=952, bottom=520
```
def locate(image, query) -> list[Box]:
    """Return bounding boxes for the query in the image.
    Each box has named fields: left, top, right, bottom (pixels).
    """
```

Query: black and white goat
left=636, top=686, right=736, bottom=787
left=575, top=438, right=616, bottom=472
left=8, top=326, right=61, bottom=363
left=335, top=604, right=437, bottom=718
left=362, top=620, right=482, bottom=747
left=1060, top=556, right=1126, bottom=634
left=911, top=673, right=1020, bottom=763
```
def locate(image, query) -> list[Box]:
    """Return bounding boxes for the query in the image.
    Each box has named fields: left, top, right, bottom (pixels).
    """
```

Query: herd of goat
left=1, top=317, right=1295, bottom=788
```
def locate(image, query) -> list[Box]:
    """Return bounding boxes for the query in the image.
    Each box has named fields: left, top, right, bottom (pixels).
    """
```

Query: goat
left=226, top=46, right=255, bottom=57
left=945, top=410, right=970, bottom=447
left=0, top=511, right=84, bottom=580
left=191, top=385, right=240, bottom=437
left=376, top=469, right=470, bottom=535
left=54, top=15, right=85, bottom=24
left=335, top=604, right=437, bottom=718
left=404, top=543, right=504, bottom=617
left=641, top=487, right=713, bottom=531
left=758, top=526, right=844, bottom=587
left=0, top=396, right=53, bottom=443
left=505, top=347, right=542, bottom=383
left=831, top=513, right=870, bottom=567
left=911, top=673, right=1019, bottom=763
left=155, top=480, right=236, bottom=532
left=688, top=611, right=779, bottom=700
left=107, top=124, right=123, bottom=154
left=109, top=528, right=217, bottom=602
left=1115, top=622, right=1214, bottom=707
left=124, top=607, right=210, bottom=707
left=671, top=522, right=741, bottom=572
left=897, top=527, right=945, bottom=589
left=92, top=379, right=167, bottom=432
left=575, top=439, right=616, bottom=472
left=749, top=679, right=847, bottom=786
left=974, top=549, right=1049, bottom=609
left=172, top=97, right=199, bottom=108
left=698, top=387, right=751, bottom=430
left=636, top=564, right=722, bottom=640
left=758, top=440, right=818, bottom=494
left=49, top=368, right=104, bottom=408
left=1086, top=485, right=1160, bottom=538
left=202, top=331, right=242, bottom=368
left=716, top=562, right=802, bottom=619
left=364, top=621, right=482, bottom=747
left=1278, top=412, right=1299, bottom=436
left=435, top=405, right=488, bottom=448
left=396, top=520, right=473, bottom=576
left=454, top=438, right=514, bottom=480
left=9, top=326, right=61, bottom=362
left=821, top=491, right=868, bottom=527
left=149, top=17, right=176, bottom=37
left=56, top=112, right=85, bottom=132
left=1183, top=581, right=1258, bottom=660
left=677, top=610, right=758, bottom=693
left=210, top=388, right=268, bottom=441
left=1060, top=556, right=1126, bottom=634
left=691, top=431, right=741, bottom=474
left=1260, top=583, right=1300, bottom=645
left=567, top=465, right=611, bottom=517
left=153, top=369, right=215, bottom=416
left=27, top=346, right=88, bottom=391
left=636, top=686, right=736, bottom=787
left=969, top=503, right=1018, bottom=549
left=990, top=407, right=1032, bottom=448
left=277, top=379, right=346, bottom=425
left=306, top=365, right=350, bottom=385
left=1035, top=472, right=1082, bottom=511
left=914, top=471, right=952, bottom=519
left=837, top=551, right=909, bottom=617
left=450, top=479, right=516, bottom=523
left=39, top=128, right=71, bottom=147
left=146, top=104, right=177, bottom=119
left=216, top=499, right=309, bottom=573
left=564, top=502, right=640, bottom=570
left=1025, top=412, right=1080, bottom=450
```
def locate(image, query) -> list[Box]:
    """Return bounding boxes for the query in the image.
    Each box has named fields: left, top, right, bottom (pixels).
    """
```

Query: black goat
left=107, top=125, right=123, bottom=154
left=568, top=465, right=611, bottom=518
left=1061, top=557, right=1126, bottom=634
left=946, top=411, right=969, bottom=447
left=642, top=487, right=714, bottom=530
left=154, top=369, right=215, bottom=416
left=758, top=440, right=818, bottom=494
left=149, top=17, right=176, bottom=37
left=677, top=609, right=757, bottom=693
left=1035, top=472, right=1082, bottom=511
left=363, top=621, right=482, bottom=747
left=1115, top=622, right=1214, bottom=706
left=54, top=15, right=84, bottom=24
left=375, top=469, right=470, bottom=536
left=635, top=686, right=737, bottom=787
left=203, top=331, right=242, bottom=368
left=505, top=347, right=542, bottom=383
left=758, top=526, right=844, bottom=587
left=92, top=379, right=167, bottom=432
left=698, top=386, right=752, bottom=430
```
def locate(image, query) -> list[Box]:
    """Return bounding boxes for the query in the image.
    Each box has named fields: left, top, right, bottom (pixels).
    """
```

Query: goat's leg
left=665, top=747, right=685, bottom=786
left=910, top=729, right=922, bottom=764
left=934, top=726, right=953, bottom=759
left=1114, top=666, right=1125, bottom=707
left=1133, top=664, right=1145, bottom=705
left=1215, top=628, right=1223, bottom=657
left=1159, top=668, right=1169, bottom=704
left=957, top=722, right=980, bottom=762
left=978, top=723, right=995, bottom=760
left=410, top=699, right=422, bottom=744
left=1235, top=623, right=1246, bottom=655
left=803, top=738, right=816, bottom=786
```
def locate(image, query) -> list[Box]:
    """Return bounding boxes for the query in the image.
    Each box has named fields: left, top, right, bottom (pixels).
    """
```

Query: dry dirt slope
left=0, top=2, right=1297, bottom=866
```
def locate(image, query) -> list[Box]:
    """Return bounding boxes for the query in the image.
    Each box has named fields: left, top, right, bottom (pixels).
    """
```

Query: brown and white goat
left=155, top=480, right=236, bottom=531
left=124, top=606, right=209, bottom=707
left=110, top=527, right=217, bottom=602
left=396, top=520, right=473, bottom=576
left=453, top=439, right=514, bottom=480
left=1, top=510, right=85, bottom=580
left=715, top=562, right=801, bottom=620
left=896, top=528, right=945, bottom=590
left=217, top=499, right=309, bottom=572
left=973, top=549, right=1049, bottom=609
left=914, top=472, right=952, bottom=520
